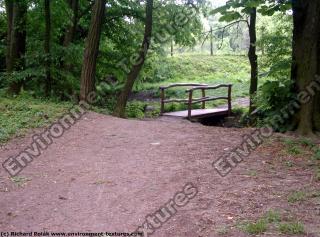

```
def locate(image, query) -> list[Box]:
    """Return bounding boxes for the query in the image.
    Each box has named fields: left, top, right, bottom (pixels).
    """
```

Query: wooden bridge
left=159, top=83, right=232, bottom=120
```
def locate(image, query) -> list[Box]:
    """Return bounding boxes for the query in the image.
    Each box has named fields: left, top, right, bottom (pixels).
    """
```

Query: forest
left=1, top=0, right=320, bottom=235
left=0, top=0, right=319, bottom=139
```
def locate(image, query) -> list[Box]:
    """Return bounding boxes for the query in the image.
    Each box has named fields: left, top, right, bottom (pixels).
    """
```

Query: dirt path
left=0, top=113, right=319, bottom=236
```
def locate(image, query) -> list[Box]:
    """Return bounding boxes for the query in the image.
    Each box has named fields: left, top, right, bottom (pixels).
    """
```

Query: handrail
left=187, top=84, right=232, bottom=119
left=159, top=83, right=208, bottom=90
left=163, top=97, right=208, bottom=103
left=186, top=84, right=232, bottom=92
left=159, top=83, right=232, bottom=119
left=187, top=96, right=229, bottom=104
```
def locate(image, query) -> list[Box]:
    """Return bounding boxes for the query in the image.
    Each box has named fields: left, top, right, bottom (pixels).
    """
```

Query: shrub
left=125, top=101, right=146, bottom=119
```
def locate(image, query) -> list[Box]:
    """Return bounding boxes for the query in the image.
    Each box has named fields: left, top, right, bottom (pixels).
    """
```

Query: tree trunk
left=248, top=8, right=258, bottom=114
left=44, top=0, right=51, bottom=97
left=314, top=20, right=320, bottom=132
left=113, top=0, right=153, bottom=118
left=5, top=0, right=13, bottom=71
left=6, top=0, right=27, bottom=95
left=79, top=0, right=106, bottom=101
left=63, top=0, right=79, bottom=47
left=210, top=26, right=213, bottom=56
left=171, top=39, right=173, bottom=57
left=291, top=0, right=320, bottom=135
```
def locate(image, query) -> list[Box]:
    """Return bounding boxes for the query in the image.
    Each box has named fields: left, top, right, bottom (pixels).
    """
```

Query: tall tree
left=248, top=7, right=258, bottom=113
left=44, top=0, right=51, bottom=96
left=80, top=0, right=106, bottom=101
left=113, top=0, right=153, bottom=118
left=291, top=0, right=320, bottom=135
left=5, top=0, right=27, bottom=95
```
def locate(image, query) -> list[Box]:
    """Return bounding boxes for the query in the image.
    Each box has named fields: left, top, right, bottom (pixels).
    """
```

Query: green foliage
left=255, top=78, right=295, bottom=131
left=135, top=54, right=250, bottom=99
left=139, top=52, right=174, bottom=83
left=164, top=102, right=201, bottom=113
left=0, top=0, right=205, bottom=100
left=258, top=14, right=293, bottom=79
left=239, top=210, right=307, bottom=236
left=315, top=168, right=320, bottom=182
left=287, top=191, right=306, bottom=203
left=212, top=0, right=291, bottom=19
left=10, top=176, right=32, bottom=187
left=264, top=210, right=281, bottom=223
left=299, top=138, right=315, bottom=148
left=244, top=219, right=267, bottom=235
left=313, top=149, right=320, bottom=161
left=252, top=14, right=294, bottom=130
left=0, top=92, right=72, bottom=143
left=278, top=222, right=304, bottom=235
left=125, top=101, right=146, bottom=119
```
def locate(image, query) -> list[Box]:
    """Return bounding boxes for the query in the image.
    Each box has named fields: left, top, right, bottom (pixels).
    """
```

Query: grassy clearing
left=135, top=54, right=251, bottom=99
left=0, top=93, right=72, bottom=144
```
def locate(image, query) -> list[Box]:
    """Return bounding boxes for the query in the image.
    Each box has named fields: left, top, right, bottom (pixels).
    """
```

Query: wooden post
left=201, top=88, right=205, bottom=109
left=228, top=85, right=232, bottom=116
left=160, top=88, right=165, bottom=115
left=188, top=90, right=193, bottom=120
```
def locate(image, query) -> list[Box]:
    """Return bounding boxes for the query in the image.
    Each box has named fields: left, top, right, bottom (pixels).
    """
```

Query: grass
left=135, top=54, right=251, bottom=100
left=282, top=138, right=303, bottom=155
left=216, top=226, right=229, bottom=235
left=312, top=149, right=320, bottom=161
left=239, top=210, right=306, bottom=235
left=264, top=210, right=281, bottom=223
left=287, top=191, right=306, bottom=203
left=278, top=222, right=304, bottom=235
left=0, top=93, right=72, bottom=144
left=10, top=176, right=32, bottom=187
left=244, top=219, right=268, bottom=235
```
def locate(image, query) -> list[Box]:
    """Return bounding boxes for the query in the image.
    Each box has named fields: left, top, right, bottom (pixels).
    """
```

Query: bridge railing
left=186, top=84, right=232, bottom=119
left=159, top=83, right=232, bottom=120
left=159, top=83, right=208, bottom=115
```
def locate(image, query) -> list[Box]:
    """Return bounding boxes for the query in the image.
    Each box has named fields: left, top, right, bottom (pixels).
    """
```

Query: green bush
left=254, top=78, right=295, bottom=131
left=0, top=93, right=72, bottom=143
left=125, top=101, right=146, bottom=119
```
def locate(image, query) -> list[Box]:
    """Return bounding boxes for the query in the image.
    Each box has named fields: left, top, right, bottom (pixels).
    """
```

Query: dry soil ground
left=0, top=112, right=319, bottom=236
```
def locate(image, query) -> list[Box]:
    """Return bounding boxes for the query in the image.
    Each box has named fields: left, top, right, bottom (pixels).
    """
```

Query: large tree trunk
left=291, top=0, right=320, bottom=136
left=113, top=0, right=153, bottom=118
left=6, top=0, right=27, bottom=95
left=248, top=7, right=258, bottom=114
left=314, top=23, right=320, bottom=132
left=79, top=0, right=106, bottom=101
left=44, top=0, right=51, bottom=97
